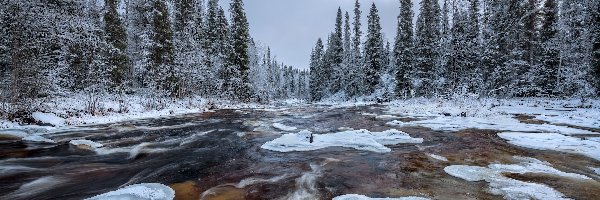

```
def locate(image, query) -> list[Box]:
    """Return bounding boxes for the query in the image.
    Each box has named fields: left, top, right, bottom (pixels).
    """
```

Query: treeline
left=0, top=0, right=309, bottom=114
left=310, top=0, right=600, bottom=101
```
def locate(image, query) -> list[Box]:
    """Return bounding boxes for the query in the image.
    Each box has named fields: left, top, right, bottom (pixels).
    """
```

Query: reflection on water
left=0, top=106, right=598, bottom=200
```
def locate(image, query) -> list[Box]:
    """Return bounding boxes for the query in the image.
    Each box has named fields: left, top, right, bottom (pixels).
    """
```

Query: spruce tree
left=539, top=0, right=559, bottom=95
left=364, top=3, right=384, bottom=94
left=326, top=8, right=344, bottom=95
left=414, top=0, right=441, bottom=96
left=348, top=0, right=363, bottom=97
left=227, top=0, right=252, bottom=101
left=104, top=0, right=130, bottom=90
left=310, top=39, right=324, bottom=101
left=149, top=0, right=176, bottom=96
left=394, top=0, right=414, bottom=98
left=592, top=1, right=600, bottom=95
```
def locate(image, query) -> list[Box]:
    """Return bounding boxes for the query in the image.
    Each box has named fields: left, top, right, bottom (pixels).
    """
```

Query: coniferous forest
left=0, top=0, right=599, bottom=120
left=0, top=0, right=309, bottom=118
left=310, top=0, right=600, bottom=101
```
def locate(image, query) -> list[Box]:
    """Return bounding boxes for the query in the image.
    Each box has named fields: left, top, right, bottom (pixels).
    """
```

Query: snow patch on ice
left=272, top=123, right=298, bottom=131
left=333, top=194, right=430, bottom=200
left=261, top=129, right=423, bottom=153
left=498, top=132, right=600, bottom=161
left=386, top=117, right=594, bottom=135
left=86, top=183, right=175, bottom=200
left=445, top=156, right=590, bottom=200
left=31, top=112, right=66, bottom=127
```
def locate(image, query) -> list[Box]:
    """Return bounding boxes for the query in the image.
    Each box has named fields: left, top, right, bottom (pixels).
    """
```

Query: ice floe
left=333, top=194, right=430, bottom=200
left=261, top=129, right=423, bottom=153
left=272, top=123, right=298, bottom=131
left=445, top=157, right=590, bottom=200
left=86, top=183, right=175, bottom=200
left=386, top=117, right=595, bottom=135
left=497, top=132, right=600, bottom=161
left=427, top=154, right=448, bottom=162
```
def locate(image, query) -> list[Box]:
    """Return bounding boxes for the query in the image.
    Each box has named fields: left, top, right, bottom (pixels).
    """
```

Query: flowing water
left=0, top=105, right=599, bottom=200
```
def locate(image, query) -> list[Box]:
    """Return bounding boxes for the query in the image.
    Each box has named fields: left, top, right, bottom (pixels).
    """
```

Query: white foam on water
left=333, top=194, right=430, bottom=200
left=427, top=154, right=448, bottom=162
left=86, top=183, right=175, bottom=200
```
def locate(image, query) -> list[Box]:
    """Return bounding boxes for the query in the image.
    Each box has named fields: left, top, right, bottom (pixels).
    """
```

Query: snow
left=386, top=117, right=594, bottom=135
left=384, top=98, right=599, bottom=133
left=445, top=157, right=590, bottom=200
left=69, top=140, right=104, bottom=149
left=86, top=183, right=175, bottom=200
left=427, top=154, right=448, bottom=162
left=497, top=132, right=600, bottom=161
left=272, top=123, right=298, bottom=131
left=22, top=135, right=55, bottom=143
left=261, top=129, right=423, bottom=153
left=31, top=112, right=66, bottom=127
left=333, top=194, right=430, bottom=200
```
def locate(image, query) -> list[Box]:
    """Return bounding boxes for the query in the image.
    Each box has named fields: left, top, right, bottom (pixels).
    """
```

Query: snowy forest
left=310, top=0, right=600, bottom=101
left=0, top=0, right=599, bottom=122
left=0, top=0, right=309, bottom=119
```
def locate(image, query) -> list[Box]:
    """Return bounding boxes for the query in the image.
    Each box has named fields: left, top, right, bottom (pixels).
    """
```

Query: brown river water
left=0, top=105, right=599, bottom=200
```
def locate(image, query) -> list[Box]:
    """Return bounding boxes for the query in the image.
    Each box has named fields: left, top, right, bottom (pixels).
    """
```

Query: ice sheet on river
left=498, top=132, right=600, bottom=161
left=86, top=183, right=175, bottom=200
left=445, top=156, right=590, bottom=200
left=386, top=116, right=595, bottom=135
left=261, top=129, right=423, bottom=153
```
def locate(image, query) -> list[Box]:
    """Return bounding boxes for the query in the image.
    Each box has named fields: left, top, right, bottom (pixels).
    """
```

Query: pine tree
left=347, top=0, right=364, bottom=97
left=363, top=3, right=385, bottom=94
left=414, top=0, right=442, bottom=96
left=104, top=0, right=130, bottom=90
left=173, top=0, right=204, bottom=97
left=149, top=0, right=176, bottom=96
left=227, top=0, right=252, bottom=101
left=394, top=0, right=414, bottom=98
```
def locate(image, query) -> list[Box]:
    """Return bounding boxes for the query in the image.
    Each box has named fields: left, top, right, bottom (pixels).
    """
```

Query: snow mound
left=333, top=194, right=430, bottom=200
left=261, top=129, right=423, bottom=153
left=31, top=112, right=66, bottom=127
left=86, top=183, right=175, bottom=200
left=22, top=135, right=55, bottom=143
left=272, top=123, right=298, bottom=131
left=70, top=140, right=104, bottom=149
left=445, top=157, right=590, bottom=200
left=498, top=132, right=600, bottom=161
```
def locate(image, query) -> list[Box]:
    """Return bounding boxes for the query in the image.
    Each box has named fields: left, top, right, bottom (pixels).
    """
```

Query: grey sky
left=219, top=0, right=422, bottom=69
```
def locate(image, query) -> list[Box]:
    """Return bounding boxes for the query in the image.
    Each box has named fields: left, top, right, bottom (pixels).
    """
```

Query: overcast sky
left=218, top=0, right=422, bottom=70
